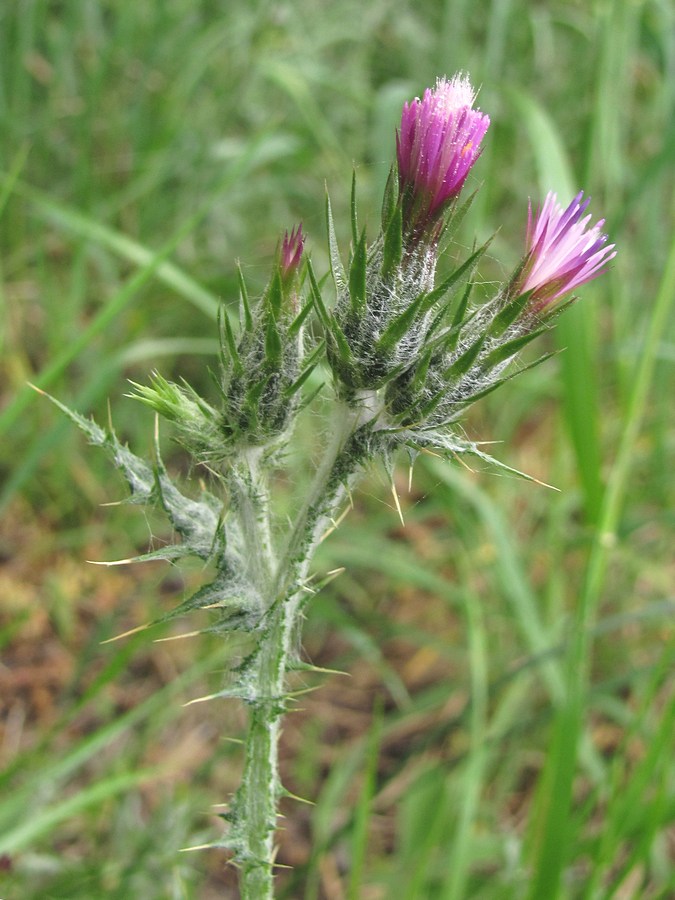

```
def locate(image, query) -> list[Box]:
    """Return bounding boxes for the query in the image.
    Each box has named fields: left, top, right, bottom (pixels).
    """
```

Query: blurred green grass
left=1, top=0, right=673, bottom=897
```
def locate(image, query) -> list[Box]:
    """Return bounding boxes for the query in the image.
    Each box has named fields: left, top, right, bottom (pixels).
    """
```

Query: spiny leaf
left=409, top=347, right=433, bottom=395
left=44, top=391, right=226, bottom=561
left=443, top=334, right=486, bottom=380
left=220, top=306, right=243, bottom=372
left=349, top=226, right=367, bottom=314
left=307, top=262, right=355, bottom=369
left=88, top=544, right=195, bottom=567
left=480, top=327, right=547, bottom=370
left=381, top=198, right=403, bottom=280
left=151, top=572, right=260, bottom=627
left=307, top=259, right=330, bottom=327
left=296, top=380, right=324, bottom=414
left=266, top=269, right=283, bottom=318
left=455, top=349, right=559, bottom=405
left=325, top=189, right=346, bottom=290
left=283, top=341, right=325, bottom=398
left=381, top=164, right=397, bottom=231
left=375, top=289, right=428, bottom=353
left=439, top=187, right=479, bottom=245
left=265, top=312, right=282, bottom=366
left=490, top=288, right=535, bottom=336
left=451, top=281, right=474, bottom=330
left=423, top=235, right=492, bottom=309
left=350, top=168, right=358, bottom=248
left=236, top=261, right=253, bottom=329
left=288, top=296, right=314, bottom=336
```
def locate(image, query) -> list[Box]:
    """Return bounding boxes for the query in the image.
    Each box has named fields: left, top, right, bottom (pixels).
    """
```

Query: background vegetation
left=1, top=0, right=673, bottom=897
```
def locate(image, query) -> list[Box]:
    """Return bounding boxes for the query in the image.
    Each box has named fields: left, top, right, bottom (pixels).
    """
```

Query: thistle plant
left=48, top=73, right=615, bottom=898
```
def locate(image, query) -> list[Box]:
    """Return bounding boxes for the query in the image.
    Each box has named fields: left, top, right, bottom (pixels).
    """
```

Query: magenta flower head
left=280, top=223, right=305, bottom=280
left=519, top=192, right=616, bottom=310
left=397, top=74, right=490, bottom=238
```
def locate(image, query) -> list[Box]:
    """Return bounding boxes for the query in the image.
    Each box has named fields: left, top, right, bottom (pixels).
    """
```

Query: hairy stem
left=236, top=396, right=380, bottom=897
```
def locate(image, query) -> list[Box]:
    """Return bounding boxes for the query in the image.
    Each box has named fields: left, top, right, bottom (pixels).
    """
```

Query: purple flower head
left=280, top=224, right=305, bottom=279
left=397, top=75, right=490, bottom=236
left=519, top=192, right=616, bottom=309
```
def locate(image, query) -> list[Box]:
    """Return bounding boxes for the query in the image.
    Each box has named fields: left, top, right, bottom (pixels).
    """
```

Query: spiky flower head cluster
left=130, top=74, right=614, bottom=467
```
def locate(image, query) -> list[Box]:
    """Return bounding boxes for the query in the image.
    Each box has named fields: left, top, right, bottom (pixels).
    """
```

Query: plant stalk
left=236, top=397, right=379, bottom=897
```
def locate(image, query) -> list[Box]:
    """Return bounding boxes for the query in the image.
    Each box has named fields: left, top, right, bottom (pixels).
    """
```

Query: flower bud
left=220, top=225, right=312, bottom=447
left=397, top=75, right=489, bottom=240
left=516, top=191, right=616, bottom=312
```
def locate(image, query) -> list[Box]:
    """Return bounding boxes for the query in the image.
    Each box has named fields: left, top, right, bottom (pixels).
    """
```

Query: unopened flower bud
left=397, top=75, right=489, bottom=239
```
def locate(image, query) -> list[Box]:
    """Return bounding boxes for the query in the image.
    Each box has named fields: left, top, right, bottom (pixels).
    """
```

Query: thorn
left=416, top=445, right=443, bottom=459
left=107, top=397, right=113, bottom=433
left=319, top=504, right=351, bottom=543
left=391, top=480, right=405, bottom=527
left=287, top=684, right=323, bottom=697
left=99, top=500, right=126, bottom=507
left=282, top=789, right=315, bottom=806
left=527, top=474, right=560, bottom=492
left=87, top=557, right=140, bottom=566
left=452, top=450, right=477, bottom=473
left=296, top=663, right=350, bottom=676
left=408, top=464, right=414, bottom=493
left=179, top=843, right=216, bottom=853
left=100, top=623, right=151, bottom=643
left=183, top=691, right=223, bottom=707
left=154, top=630, right=201, bottom=643
left=27, top=381, right=46, bottom=395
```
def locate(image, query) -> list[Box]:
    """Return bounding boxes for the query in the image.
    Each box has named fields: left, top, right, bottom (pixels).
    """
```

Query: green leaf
left=423, top=236, right=492, bottom=309
left=266, top=268, right=283, bottom=318
left=151, top=571, right=259, bottom=626
left=220, top=306, right=243, bottom=373
left=381, top=199, right=403, bottom=280
left=490, top=289, right=534, bottom=336
left=381, top=164, right=397, bottom=231
left=443, top=281, right=475, bottom=351
left=265, top=312, right=282, bottom=365
left=288, top=296, right=315, bottom=336
left=349, top=226, right=368, bottom=313
left=480, top=327, right=546, bottom=370
left=236, top=261, right=253, bottom=330
left=307, top=259, right=330, bottom=327
left=44, top=391, right=226, bottom=562
left=443, top=350, right=558, bottom=412
left=326, top=189, right=346, bottom=290
left=283, top=341, right=326, bottom=397
left=307, top=261, right=355, bottom=369
left=439, top=187, right=479, bottom=245
left=375, top=290, right=428, bottom=353
left=443, top=334, right=486, bottom=380
left=350, top=168, right=358, bottom=248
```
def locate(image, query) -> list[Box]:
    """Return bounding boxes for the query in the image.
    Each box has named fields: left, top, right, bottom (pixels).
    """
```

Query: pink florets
left=280, top=224, right=305, bottom=278
left=397, top=75, right=490, bottom=233
left=521, top=192, right=616, bottom=307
